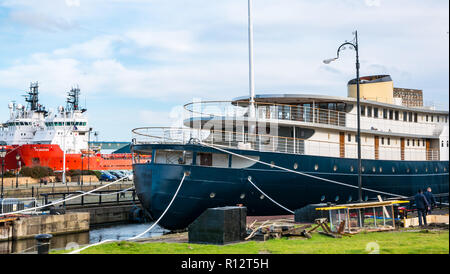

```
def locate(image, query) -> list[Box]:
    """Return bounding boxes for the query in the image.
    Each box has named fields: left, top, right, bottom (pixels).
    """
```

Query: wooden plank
left=377, top=195, right=391, bottom=218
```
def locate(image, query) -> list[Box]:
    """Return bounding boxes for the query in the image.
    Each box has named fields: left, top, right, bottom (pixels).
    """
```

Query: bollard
left=35, top=234, right=53, bottom=254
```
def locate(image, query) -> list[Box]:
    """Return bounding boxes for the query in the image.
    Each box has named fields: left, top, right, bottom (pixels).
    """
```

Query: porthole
left=333, top=165, right=338, bottom=172
left=361, top=166, right=365, bottom=172
left=260, top=195, right=265, bottom=200
left=320, top=195, right=325, bottom=202
left=444, top=167, right=447, bottom=172
left=209, top=192, right=216, bottom=199
left=314, top=164, right=319, bottom=171
left=415, top=168, right=418, bottom=173
left=335, top=196, right=339, bottom=202
left=293, top=163, right=298, bottom=170
left=425, top=168, right=428, bottom=172
left=406, top=168, right=410, bottom=173
left=372, top=167, right=376, bottom=173
left=270, top=161, right=275, bottom=168
left=435, top=167, right=438, bottom=172
left=379, top=167, right=383, bottom=173
left=350, top=166, right=354, bottom=172
left=348, top=196, right=352, bottom=202
left=240, top=193, right=246, bottom=199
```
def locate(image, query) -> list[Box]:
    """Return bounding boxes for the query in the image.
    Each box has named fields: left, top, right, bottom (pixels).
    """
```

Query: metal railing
left=184, top=101, right=446, bottom=136
left=132, top=127, right=441, bottom=161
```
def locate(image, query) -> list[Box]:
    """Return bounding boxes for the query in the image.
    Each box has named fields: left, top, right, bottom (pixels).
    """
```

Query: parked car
left=100, top=171, right=117, bottom=181
left=109, top=171, right=125, bottom=180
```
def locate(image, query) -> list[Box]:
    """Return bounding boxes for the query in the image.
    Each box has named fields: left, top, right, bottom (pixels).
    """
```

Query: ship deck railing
left=184, top=101, right=445, bottom=137
left=132, top=127, right=441, bottom=161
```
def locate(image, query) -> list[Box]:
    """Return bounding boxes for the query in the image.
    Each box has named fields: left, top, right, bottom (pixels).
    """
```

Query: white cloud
left=65, top=0, right=80, bottom=8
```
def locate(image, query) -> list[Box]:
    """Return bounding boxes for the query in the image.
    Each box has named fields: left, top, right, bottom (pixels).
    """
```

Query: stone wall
left=11, top=212, right=90, bottom=240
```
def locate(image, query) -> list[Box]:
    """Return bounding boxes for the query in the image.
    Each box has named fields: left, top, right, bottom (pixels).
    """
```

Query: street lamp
left=81, top=154, right=84, bottom=186
left=323, top=30, right=363, bottom=202
left=0, top=147, right=6, bottom=199
left=16, top=154, right=21, bottom=188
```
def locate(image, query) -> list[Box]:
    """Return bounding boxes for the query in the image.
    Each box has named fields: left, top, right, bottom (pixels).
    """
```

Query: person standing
left=414, top=189, right=429, bottom=227
left=423, top=187, right=436, bottom=214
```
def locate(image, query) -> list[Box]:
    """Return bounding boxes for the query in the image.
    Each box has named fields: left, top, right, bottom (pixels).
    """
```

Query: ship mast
left=248, top=0, right=256, bottom=134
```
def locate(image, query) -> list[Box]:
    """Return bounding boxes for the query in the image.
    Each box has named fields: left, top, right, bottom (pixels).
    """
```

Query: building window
left=374, top=108, right=379, bottom=118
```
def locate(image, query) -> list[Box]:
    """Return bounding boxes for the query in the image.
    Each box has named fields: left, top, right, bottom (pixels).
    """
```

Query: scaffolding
left=316, top=200, right=409, bottom=234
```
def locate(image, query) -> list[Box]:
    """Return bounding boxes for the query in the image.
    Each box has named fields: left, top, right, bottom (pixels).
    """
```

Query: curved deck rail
left=132, top=127, right=439, bottom=161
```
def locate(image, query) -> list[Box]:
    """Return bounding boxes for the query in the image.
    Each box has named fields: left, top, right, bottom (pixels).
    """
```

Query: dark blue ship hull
left=132, top=144, right=449, bottom=230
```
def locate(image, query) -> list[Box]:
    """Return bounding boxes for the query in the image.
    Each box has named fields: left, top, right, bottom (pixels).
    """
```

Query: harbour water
left=0, top=222, right=168, bottom=254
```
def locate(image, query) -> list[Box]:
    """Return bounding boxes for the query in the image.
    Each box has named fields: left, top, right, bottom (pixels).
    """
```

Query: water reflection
left=1, top=222, right=166, bottom=254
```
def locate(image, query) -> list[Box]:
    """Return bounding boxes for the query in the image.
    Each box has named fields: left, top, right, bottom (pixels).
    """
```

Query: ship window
left=426, top=115, right=429, bottom=122
left=348, top=196, right=352, bottom=202
left=335, top=196, right=339, bottom=202
left=374, top=108, right=379, bottom=118
left=260, top=195, right=265, bottom=200
left=381, top=137, right=384, bottom=145
left=406, top=168, right=410, bottom=173
left=379, top=167, right=383, bottom=173
left=407, top=139, right=410, bottom=146
left=389, top=110, right=393, bottom=120
left=447, top=140, right=448, bottom=147
left=431, top=116, right=434, bottom=122
left=414, top=113, right=418, bottom=123
left=442, top=141, right=444, bottom=147
left=394, top=111, right=399, bottom=120
left=423, top=140, right=425, bottom=146
left=361, top=166, right=365, bottom=172
left=348, top=134, right=351, bottom=142
left=387, top=138, right=390, bottom=145
left=372, top=167, right=376, bottom=173
left=435, top=167, right=438, bottom=173
left=392, top=167, right=395, bottom=173
left=293, top=163, right=298, bottom=170
left=321, top=195, right=325, bottom=202
left=437, top=116, right=440, bottom=122
left=209, top=193, right=216, bottom=199
left=240, top=193, right=245, bottom=199
left=408, top=112, right=413, bottom=122
left=350, top=166, right=354, bottom=172
left=333, top=165, right=337, bottom=172
left=361, top=106, right=365, bottom=116
left=314, top=164, right=319, bottom=171
left=367, top=106, right=372, bottom=117
left=383, top=109, right=388, bottom=119
left=415, top=168, right=418, bottom=173
left=425, top=168, right=428, bottom=172
left=412, top=140, right=415, bottom=147
left=270, top=161, right=275, bottom=168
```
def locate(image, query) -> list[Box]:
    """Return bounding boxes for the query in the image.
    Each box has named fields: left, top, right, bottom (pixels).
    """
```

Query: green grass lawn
left=55, top=229, right=449, bottom=254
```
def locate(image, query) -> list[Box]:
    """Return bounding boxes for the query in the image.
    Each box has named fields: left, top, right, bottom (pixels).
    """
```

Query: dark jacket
left=414, top=193, right=429, bottom=210
left=424, top=191, right=436, bottom=206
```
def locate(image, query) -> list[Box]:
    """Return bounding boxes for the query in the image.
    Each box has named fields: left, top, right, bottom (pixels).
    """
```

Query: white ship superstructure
left=0, top=83, right=90, bottom=154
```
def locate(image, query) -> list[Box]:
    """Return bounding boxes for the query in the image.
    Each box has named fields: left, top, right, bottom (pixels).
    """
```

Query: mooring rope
left=247, top=177, right=295, bottom=214
left=74, top=186, right=135, bottom=196
left=199, top=141, right=408, bottom=199
left=0, top=177, right=127, bottom=217
left=68, top=173, right=187, bottom=254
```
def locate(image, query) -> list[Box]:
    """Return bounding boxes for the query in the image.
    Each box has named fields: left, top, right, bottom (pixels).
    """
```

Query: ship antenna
left=25, top=82, right=39, bottom=111
left=66, top=85, right=81, bottom=111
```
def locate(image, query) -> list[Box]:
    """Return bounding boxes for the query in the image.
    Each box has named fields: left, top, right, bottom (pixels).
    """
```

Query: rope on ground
left=247, top=177, right=294, bottom=214
left=0, top=177, right=127, bottom=217
left=199, top=141, right=408, bottom=199
left=68, top=173, right=187, bottom=254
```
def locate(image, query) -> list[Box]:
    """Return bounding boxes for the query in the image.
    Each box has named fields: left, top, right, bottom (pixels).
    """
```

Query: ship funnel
left=348, top=75, right=394, bottom=104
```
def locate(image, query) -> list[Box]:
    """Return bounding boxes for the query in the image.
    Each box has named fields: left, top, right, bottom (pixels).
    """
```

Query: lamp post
left=88, top=127, right=92, bottom=184
left=0, top=147, right=6, bottom=199
left=16, top=155, right=21, bottom=188
left=324, top=30, right=363, bottom=202
left=81, top=154, right=84, bottom=186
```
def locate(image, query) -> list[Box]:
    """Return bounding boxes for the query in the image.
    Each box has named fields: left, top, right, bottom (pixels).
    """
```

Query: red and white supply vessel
left=0, top=82, right=134, bottom=172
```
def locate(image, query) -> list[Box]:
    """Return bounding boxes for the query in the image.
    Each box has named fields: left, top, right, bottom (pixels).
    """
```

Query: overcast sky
left=0, top=0, right=448, bottom=141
